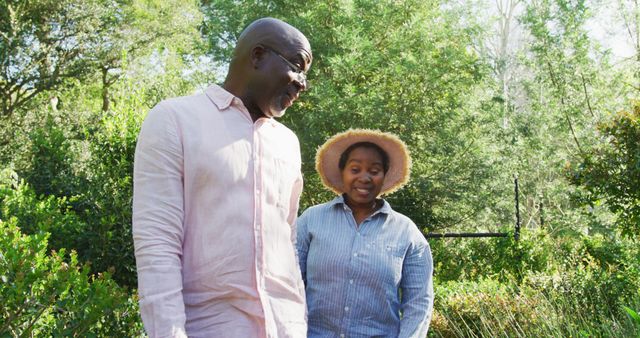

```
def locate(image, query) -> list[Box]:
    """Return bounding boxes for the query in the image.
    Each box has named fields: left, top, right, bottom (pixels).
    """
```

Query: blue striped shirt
left=296, top=195, right=434, bottom=338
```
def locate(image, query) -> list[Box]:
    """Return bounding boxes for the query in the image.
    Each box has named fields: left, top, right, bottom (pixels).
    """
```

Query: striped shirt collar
left=330, top=194, right=392, bottom=216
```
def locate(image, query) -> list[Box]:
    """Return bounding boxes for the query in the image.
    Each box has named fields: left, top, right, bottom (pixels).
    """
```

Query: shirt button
left=349, top=279, right=354, bottom=284
left=353, top=253, right=358, bottom=257
left=344, top=306, right=349, bottom=312
left=340, top=335, right=345, bottom=338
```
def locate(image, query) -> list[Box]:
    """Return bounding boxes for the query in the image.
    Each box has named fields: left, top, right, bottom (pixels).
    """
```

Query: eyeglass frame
left=260, top=45, right=309, bottom=89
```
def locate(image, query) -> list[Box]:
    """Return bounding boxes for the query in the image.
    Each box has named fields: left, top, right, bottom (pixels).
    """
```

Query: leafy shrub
left=0, top=169, right=89, bottom=261
left=429, top=229, right=640, bottom=337
left=0, top=218, right=144, bottom=336
left=19, top=114, right=87, bottom=200
left=431, top=227, right=553, bottom=283
left=527, top=234, right=640, bottom=321
left=77, top=85, right=147, bottom=288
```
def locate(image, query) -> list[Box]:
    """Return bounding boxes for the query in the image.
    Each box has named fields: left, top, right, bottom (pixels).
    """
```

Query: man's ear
left=250, top=45, right=268, bottom=69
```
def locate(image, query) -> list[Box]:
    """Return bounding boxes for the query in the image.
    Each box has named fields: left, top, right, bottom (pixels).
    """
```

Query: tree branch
left=580, top=73, right=595, bottom=118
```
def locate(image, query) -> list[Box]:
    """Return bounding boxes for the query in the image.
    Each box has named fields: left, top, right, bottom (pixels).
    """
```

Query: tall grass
left=429, top=278, right=640, bottom=337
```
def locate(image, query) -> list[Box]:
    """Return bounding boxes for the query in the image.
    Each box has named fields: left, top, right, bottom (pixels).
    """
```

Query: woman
left=297, top=129, right=434, bottom=338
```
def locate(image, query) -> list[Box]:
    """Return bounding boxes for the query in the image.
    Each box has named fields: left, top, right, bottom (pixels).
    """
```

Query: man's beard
left=264, top=96, right=287, bottom=118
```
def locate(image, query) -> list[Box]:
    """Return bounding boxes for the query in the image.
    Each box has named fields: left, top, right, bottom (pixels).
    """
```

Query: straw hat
left=316, top=129, right=411, bottom=196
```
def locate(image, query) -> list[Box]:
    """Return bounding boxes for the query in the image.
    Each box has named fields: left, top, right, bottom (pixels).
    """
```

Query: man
left=132, top=17, right=312, bottom=337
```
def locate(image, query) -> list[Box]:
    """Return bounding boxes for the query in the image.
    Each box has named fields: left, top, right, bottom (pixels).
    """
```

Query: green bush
left=0, top=218, right=144, bottom=336
left=0, top=169, right=88, bottom=259
left=77, top=100, right=144, bottom=288
left=20, top=114, right=87, bottom=200
left=431, top=227, right=553, bottom=283
left=429, top=229, right=640, bottom=337
left=527, top=234, right=640, bottom=321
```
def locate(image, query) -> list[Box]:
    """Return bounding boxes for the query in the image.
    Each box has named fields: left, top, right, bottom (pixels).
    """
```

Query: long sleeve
left=132, top=102, right=187, bottom=338
left=398, top=241, right=434, bottom=338
left=295, top=212, right=310, bottom=284
left=288, top=174, right=304, bottom=243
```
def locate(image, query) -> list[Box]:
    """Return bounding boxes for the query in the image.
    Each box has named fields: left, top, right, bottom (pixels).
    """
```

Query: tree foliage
left=475, top=0, right=627, bottom=237
left=569, top=104, right=640, bottom=238
left=0, top=0, right=202, bottom=117
left=203, top=0, right=501, bottom=231
left=1, top=0, right=100, bottom=117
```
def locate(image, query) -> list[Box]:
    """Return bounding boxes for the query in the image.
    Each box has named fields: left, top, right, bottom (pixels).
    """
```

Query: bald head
left=232, top=18, right=312, bottom=70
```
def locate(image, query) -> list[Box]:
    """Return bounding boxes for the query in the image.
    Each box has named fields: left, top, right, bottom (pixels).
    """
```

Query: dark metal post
left=514, top=176, right=520, bottom=241
left=539, top=194, right=545, bottom=228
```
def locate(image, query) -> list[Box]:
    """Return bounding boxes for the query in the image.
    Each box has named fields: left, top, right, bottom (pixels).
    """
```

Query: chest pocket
left=369, top=243, right=405, bottom=286
left=264, top=158, right=298, bottom=211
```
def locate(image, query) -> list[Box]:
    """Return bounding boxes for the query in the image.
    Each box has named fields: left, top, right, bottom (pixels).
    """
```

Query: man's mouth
left=282, top=94, right=293, bottom=108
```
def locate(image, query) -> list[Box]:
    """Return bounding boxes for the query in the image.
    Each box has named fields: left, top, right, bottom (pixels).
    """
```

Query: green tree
left=0, top=0, right=100, bottom=118
left=202, top=0, right=501, bottom=232
left=0, top=0, right=202, bottom=117
left=0, top=0, right=204, bottom=169
left=569, top=104, right=640, bottom=238
left=484, top=0, right=626, bottom=236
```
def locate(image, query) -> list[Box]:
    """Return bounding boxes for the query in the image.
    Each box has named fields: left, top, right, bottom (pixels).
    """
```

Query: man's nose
left=293, top=74, right=308, bottom=91
left=358, top=174, right=372, bottom=182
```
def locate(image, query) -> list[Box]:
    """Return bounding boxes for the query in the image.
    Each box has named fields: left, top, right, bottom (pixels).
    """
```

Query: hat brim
left=316, top=129, right=411, bottom=196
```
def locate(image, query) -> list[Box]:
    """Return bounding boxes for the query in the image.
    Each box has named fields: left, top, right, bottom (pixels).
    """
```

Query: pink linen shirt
left=132, top=85, right=306, bottom=338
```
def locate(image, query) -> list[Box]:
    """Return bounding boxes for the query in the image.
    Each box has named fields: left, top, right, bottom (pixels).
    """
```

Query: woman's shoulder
left=383, top=203, right=415, bottom=227
left=385, top=207, right=428, bottom=244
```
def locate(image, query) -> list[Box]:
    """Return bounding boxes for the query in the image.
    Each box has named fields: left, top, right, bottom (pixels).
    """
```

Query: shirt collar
left=205, top=84, right=236, bottom=110
left=204, top=85, right=277, bottom=127
left=330, top=194, right=391, bottom=216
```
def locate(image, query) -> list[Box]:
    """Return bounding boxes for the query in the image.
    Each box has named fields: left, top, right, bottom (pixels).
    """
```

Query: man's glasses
left=262, top=45, right=308, bottom=89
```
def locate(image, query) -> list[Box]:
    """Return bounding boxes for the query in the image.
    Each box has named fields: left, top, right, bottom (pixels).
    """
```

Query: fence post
left=514, top=175, right=520, bottom=241
left=539, top=194, right=545, bottom=228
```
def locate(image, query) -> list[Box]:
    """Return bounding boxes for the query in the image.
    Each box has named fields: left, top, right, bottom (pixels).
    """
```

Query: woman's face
left=341, top=146, right=386, bottom=208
